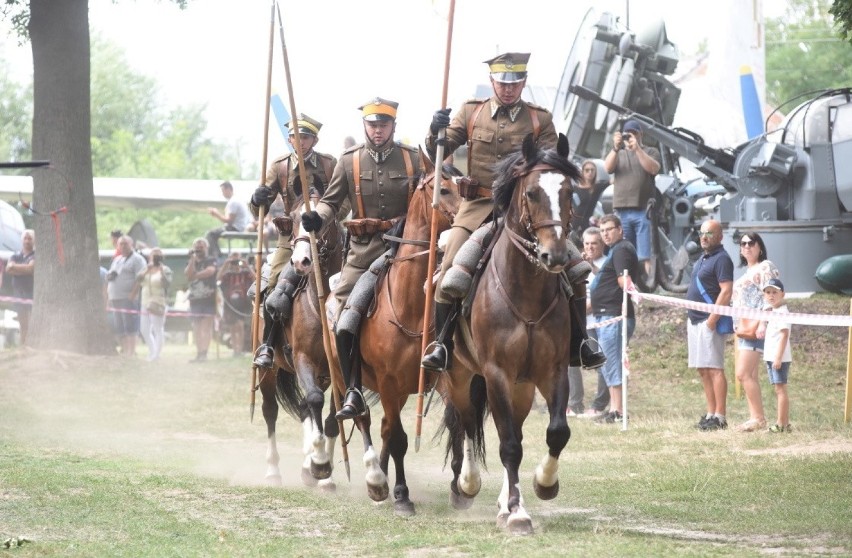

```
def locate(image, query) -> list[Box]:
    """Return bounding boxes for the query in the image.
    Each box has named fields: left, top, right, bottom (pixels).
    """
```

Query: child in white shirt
left=762, top=278, right=792, bottom=433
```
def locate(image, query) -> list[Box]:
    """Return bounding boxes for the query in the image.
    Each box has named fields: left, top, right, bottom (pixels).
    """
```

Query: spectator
left=6, top=229, right=35, bottom=345
left=109, top=229, right=123, bottom=259
left=136, top=247, right=172, bottom=362
left=217, top=252, right=254, bottom=357
left=590, top=215, right=639, bottom=424
left=686, top=220, right=734, bottom=431
left=761, top=278, right=793, bottom=433
left=603, top=119, right=661, bottom=278
left=571, top=159, right=607, bottom=241
left=206, top=181, right=252, bottom=259
left=573, top=226, right=611, bottom=419
left=185, top=237, right=218, bottom=363
left=107, top=235, right=147, bottom=357
left=732, top=232, right=779, bottom=432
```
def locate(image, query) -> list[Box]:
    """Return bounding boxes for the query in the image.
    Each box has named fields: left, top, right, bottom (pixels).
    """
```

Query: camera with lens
left=107, top=270, right=118, bottom=281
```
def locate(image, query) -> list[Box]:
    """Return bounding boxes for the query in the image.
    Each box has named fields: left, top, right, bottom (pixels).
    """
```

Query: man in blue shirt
left=686, top=220, right=734, bottom=431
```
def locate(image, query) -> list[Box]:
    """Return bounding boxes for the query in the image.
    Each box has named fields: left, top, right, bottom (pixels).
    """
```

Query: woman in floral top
left=732, top=232, right=780, bottom=432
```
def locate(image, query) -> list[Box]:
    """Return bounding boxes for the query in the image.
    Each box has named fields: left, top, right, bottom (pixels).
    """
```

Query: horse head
left=290, top=176, right=342, bottom=277
left=415, top=148, right=462, bottom=230
left=492, top=133, right=579, bottom=272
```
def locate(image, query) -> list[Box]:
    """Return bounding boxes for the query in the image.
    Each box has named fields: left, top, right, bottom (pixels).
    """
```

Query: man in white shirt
left=206, top=181, right=252, bottom=258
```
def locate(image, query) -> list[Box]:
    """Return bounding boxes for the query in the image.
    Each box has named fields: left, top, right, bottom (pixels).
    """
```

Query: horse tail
left=275, top=368, right=305, bottom=421
left=468, top=375, right=488, bottom=464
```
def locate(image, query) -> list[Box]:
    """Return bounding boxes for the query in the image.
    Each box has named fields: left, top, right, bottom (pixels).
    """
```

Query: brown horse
left=442, top=133, right=580, bottom=534
left=292, top=152, right=462, bottom=514
left=256, top=191, right=344, bottom=489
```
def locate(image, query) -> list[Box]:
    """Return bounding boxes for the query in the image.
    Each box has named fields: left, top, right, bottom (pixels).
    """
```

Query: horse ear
left=521, top=133, right=537, bottom=161
left=557, top=133, right=570, bottom=158
left=419, top=146, right=435, bottom=174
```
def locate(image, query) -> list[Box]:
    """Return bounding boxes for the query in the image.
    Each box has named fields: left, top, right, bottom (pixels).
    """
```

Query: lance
left=415, top=0, right=456, bottom=452
left=276, top=1, right=350, bottom=480
left=250, top=0, right=276, bottom=422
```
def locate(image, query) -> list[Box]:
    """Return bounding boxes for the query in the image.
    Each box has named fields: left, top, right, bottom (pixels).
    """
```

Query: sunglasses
left=740, top=240, right=756, bottom=247
left=697, top=231, right=715, bottom=238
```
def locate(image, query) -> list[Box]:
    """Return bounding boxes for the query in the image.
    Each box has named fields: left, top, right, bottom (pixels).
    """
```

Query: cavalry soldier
left=420, top=52, right=606, bottom=372
left=301, top=97, right=423, bottom=419
left=251, top=114, right=338, bottom=368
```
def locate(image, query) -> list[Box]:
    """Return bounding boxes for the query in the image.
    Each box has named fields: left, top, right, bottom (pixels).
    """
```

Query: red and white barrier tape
left=625, top=281, right=852, bottom=328
left=586, top=315, right=623, bottom=330
left=0, top=295, right=211, bottom=318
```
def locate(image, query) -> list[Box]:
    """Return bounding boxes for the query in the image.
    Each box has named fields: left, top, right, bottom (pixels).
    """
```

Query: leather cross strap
left=353, top=147, right=415, bottom=219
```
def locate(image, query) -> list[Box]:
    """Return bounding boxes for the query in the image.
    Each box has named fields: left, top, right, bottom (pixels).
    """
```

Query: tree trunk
left=28, top=0, right=114, bottom=354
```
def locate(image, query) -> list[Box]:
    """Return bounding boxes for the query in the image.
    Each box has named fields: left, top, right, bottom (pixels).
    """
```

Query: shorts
left=110, top=298, right=140, bottom=336
left=614, top=208, right=650, bottom=260
left=738, top=337, right=764, bottom=352
left=687, top=319, right=726, bottom=369
left=766, top=361, right=790, bottom=385
left=189, top=298, right=216, bottom=320
left=594, top=315, right=635, bottom=387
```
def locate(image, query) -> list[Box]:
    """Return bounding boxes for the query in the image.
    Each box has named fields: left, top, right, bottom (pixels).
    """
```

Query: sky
left=0, top=0, right=787, bottom=176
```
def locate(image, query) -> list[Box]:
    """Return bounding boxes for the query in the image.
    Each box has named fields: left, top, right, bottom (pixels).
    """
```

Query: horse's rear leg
left=381, top=412, right=413, bottom=516
left=445, top=399, right=482, bottom=510
left=353, top=410, right=389, bottom=503
left=497, top=469, right=533, bottom=535
left=259, top=373, right=282, bottom=486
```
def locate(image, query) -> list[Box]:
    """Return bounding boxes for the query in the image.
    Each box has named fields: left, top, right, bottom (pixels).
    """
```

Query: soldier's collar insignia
left=489, top=99, right=523, bottom=122
left=366, top=144, right=395, bottom=163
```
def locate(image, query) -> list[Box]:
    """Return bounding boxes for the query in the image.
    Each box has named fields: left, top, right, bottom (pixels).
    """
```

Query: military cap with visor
left=359, top=97, right=399, bottom=122
left=485, top=52, right=530, bottom=84
left=288, top=113, right=322, bottom=137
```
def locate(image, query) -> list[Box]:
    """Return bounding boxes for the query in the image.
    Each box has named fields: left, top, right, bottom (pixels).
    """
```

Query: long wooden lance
left=415, top=0, right=456, bottom=452
left=250, top=0, right=276, bottom=423
left=276, top=1, right=350, bottom=480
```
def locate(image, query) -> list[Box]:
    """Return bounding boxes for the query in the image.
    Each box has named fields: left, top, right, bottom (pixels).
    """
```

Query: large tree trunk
left=28, top=0, right=114, bottom=354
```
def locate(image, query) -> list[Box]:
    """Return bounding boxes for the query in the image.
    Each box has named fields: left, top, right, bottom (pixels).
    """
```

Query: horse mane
left=491, top=133, right=580, bottom=215
left=385, top=216, right=408, bottom=258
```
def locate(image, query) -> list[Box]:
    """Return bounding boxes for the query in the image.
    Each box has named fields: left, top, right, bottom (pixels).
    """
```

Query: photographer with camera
left=184, top=238, right=218, bottom=363
left=136, top=247, right=172, bottom=362
left=107, top=235, right=147, bottom=357
left=603, top=119, right=661, bottom=278
left=217, top=252, right=254, bottom=358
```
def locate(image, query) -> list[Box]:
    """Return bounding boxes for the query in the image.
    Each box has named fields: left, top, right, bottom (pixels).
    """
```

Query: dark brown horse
left=293, top=152, right=462, bottom=514
left=256, top=191, right=344, bottom=489
left=441, top=133, right=580, bottom=534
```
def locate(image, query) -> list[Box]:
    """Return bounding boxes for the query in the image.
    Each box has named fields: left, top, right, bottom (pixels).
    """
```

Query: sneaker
left=768, top=424, right=792, bottom=433
left=580, top=409, right=604, bottom=419
left=595, top=410, right=624, bottom=424
left=735, top=418, right=767, bottom=432
left=696, top=415, right=712, bottom=429
left=700, top=416, right=728, bottom=431
left=566, top=409, right=579, bottom=418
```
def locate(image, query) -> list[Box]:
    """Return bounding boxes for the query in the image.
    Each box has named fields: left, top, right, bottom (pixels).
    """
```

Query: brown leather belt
left=344, top=217, right=399, bottom=237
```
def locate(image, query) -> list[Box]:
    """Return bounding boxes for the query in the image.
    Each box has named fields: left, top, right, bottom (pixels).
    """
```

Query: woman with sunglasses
left=732, top=232, right=780, bottom=432
left=571, top=159, right=608, bottom=244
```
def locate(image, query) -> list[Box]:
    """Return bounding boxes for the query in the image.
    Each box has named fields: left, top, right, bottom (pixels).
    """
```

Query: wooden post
left=844, top=299, right=852, bottom=422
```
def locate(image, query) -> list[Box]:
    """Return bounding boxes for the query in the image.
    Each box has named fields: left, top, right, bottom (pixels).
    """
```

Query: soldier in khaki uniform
left=420, top=52, right=605, bottom=372
left=301, top=97, right=423, bottom=419
left=250, top=114, right=337, bottom=368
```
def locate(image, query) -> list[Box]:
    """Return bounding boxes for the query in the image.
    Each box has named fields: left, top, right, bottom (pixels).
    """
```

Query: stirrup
left=421, top=341, right=450, bottom=371
left=253, top=344, right=274, bottom=368
left=335, top=388, right=367, bottom=420
left=580, top=338, right=606, bottom=370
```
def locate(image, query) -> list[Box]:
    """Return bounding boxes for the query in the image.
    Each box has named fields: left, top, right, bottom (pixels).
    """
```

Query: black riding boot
left=253, top=306, right=276, bottom=368
left=335, top=331, right=366, bottom=420
left=421, top=302, right=457, bottom=371
left=569, top=296, right=606, bottom=369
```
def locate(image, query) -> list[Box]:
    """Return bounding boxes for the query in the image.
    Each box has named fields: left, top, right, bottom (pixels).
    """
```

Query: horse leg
left=444, top=376, right=485, bottom=510
left=380, top=406, right=414, bottom=516
left=533, top=376, right=571, bottom=501
left=489, top=379, right=533, bottom=535
left=354, top=410, right=389, bottom=502
left=304, top=385, right=332, bottom=483
left=316, top=398, right=338, bottom=492
left=258, top=369, right=282, bottom=486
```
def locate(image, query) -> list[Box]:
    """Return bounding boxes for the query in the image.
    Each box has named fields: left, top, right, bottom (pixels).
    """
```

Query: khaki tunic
left=425, top=97, right=557, bottom=302
left=315, top=142, right=422, bottom=309
left=249, top=151, right=337, bottom=290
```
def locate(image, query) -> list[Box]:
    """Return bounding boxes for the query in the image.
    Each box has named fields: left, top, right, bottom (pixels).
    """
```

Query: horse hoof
left=318, top=478, right=336, bottom=493
left=394, top=499, right=416, bottom=517
left=265, top=474, right=282, bottom=487
left=533, top=478, right=559, bottom=500
left=311, top=460, right=332, bottom=480
left=300, top=467, right=318, bottom=487
left=450, top=491, right=475, bottom=510
left=506, top=514, right=534, bottom=536
left=367, top=482, right=389, bottom=502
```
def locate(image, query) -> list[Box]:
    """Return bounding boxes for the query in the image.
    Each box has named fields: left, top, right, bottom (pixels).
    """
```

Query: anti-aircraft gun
left=570, top=84, right=852, bottom=294
left=554, top=9, right=852, bottom=294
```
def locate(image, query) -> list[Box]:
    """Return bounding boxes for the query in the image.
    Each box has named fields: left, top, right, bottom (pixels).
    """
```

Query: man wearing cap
left=420, top=52, right=605, bottom=373
left=603, top=119, right=661, bottom=278
left=250, top=114, right=338, bottom=368
left=300, top=98, right=423, bottom=419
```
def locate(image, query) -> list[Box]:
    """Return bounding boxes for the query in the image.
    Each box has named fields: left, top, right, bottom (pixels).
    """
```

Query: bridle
left=503, top=163, right=573, bottom=268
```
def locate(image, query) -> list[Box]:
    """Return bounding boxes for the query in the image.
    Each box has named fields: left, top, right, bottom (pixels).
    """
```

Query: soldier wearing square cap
left=250, top=113, right=339, bottom=369
left=300, top=98, right=424, bottom=419
left=421, top=52, right=605, bottom=373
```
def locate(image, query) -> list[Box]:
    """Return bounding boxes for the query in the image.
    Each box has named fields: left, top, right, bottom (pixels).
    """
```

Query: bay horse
left=442, top=133, right=580, bottom=534
left=292, top=151, right=462, bottom=515
left=256, top=188, right=344, bottom=489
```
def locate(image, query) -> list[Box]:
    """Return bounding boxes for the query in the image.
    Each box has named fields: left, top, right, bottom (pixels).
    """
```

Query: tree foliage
left=830, top=0, right=852, bottom=44
left=765, top=0, right=852, bottom=108
left=0, top=57, right=32, bottom=162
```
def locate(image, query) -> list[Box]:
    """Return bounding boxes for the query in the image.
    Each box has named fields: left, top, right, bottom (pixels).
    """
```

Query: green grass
left=1, top=294, right=851, bottom=556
